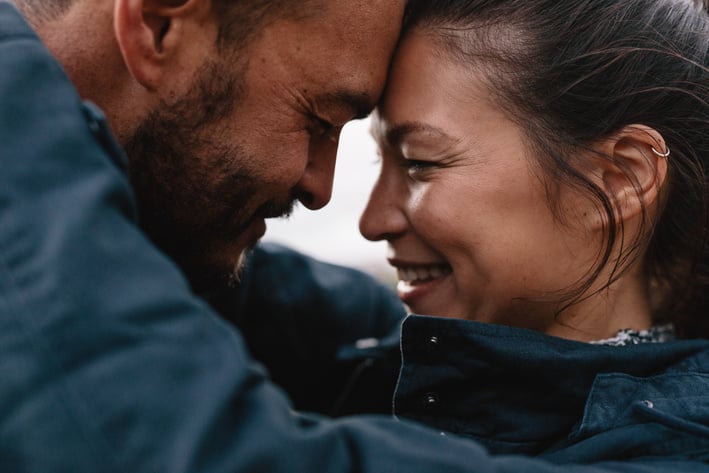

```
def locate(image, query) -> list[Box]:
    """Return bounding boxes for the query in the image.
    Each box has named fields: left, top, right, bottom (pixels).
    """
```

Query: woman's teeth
left=397, top=265, right=451, bottom=283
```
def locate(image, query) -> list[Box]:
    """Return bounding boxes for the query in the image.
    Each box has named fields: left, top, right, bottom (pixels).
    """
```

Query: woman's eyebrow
left=385, top=121, right=458, bottom=147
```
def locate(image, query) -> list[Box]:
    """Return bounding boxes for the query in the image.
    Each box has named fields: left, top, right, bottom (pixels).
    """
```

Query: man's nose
left=295, top=140, right=338, bottom=210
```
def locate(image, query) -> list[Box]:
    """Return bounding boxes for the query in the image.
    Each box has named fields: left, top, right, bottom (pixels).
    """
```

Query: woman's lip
left=387, top=259, right=452, bottom=308
left=387, top=258, right=448, bottom=268
left=395, top=270, right=452, bottom=308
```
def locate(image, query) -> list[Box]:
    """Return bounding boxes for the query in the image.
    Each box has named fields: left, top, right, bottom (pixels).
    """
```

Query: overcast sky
left=262, top=117, right=395, bottom=281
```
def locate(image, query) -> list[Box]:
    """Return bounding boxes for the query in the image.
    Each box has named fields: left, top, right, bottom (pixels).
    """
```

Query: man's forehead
left=242, top=0, right=405, bottom=119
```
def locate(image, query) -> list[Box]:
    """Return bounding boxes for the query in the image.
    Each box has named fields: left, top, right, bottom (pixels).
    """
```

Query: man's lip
left=257, top=198, right=297, bottom=220
left=254, top=218, right=267, bottom=238
left=241, top=217, right=267, bottom=243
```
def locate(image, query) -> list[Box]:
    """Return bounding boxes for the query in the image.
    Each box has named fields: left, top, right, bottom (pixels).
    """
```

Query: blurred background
left=262, top=117, right=396, bottom=283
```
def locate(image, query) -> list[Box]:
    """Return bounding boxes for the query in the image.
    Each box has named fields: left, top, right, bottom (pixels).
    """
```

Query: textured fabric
left=230, top=248, right=709, bottom=465
left=395, top=316, right=709, bottom=461
left=591, top=324, right=676, bottom=346
left=2, top=2, right=709, bottom=471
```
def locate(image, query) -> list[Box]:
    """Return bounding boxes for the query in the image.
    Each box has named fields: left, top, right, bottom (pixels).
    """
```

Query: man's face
left=124, top=1, right=404, bottom=290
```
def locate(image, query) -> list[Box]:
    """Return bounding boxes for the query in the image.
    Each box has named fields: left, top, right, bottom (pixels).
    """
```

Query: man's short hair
left=17, top=0, right=317, bottom=50
left=212, top=0, right=319, bottom=51
left=13, top=0, right=73, bottom=22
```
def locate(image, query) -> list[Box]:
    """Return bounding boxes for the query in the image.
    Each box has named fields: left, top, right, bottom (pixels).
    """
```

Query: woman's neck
left=546, top=273, right=653, bottom=342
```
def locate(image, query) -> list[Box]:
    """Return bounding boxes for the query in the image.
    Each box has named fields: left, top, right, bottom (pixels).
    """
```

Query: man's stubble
left=124, top=58, right=295, bottom=291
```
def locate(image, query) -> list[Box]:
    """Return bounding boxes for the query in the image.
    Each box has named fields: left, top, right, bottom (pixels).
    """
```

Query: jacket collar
left=0, top=2, right=33, bottom=40
left=395, top=315, right=709, bottom=454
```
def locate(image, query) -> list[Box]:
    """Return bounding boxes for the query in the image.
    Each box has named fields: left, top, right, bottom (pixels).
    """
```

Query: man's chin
left=182, top=248, right=253, bottom=293
left=229, top=249, right=252, bottom=285
left=138, top=210, right=267, bottom=293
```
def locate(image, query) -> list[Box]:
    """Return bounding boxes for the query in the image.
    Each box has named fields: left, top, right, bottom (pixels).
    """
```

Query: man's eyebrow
left=384, top=121, right=457, bottom=146
left=317, top=90, right=375, bottom=121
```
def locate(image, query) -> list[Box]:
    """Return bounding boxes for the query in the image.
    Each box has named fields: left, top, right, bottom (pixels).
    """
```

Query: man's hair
left=16, top=0, right=317, bottom=48
left=13, top=0, right=73, bottom=22
left=211, top=0, right=319, bottom=51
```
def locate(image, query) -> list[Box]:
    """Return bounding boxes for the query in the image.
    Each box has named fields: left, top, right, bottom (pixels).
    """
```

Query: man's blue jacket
left=1, top=2, right=708, bottom=471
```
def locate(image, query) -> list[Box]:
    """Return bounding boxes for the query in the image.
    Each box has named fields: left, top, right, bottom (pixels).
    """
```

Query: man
left=12, top=0, right=409, bottom=418
left=17, top=0, right=401, bottom=291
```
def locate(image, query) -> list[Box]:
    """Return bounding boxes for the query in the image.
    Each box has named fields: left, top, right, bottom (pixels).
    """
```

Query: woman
left=357, top=0, right=709, bottom=465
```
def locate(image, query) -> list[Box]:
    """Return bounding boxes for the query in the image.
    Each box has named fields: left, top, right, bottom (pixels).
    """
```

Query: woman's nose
left=359, top=171, right=408, bottom=242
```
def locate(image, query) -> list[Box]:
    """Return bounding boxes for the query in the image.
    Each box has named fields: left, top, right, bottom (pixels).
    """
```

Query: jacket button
left=429, top=336, right=439, bottom=346
left=641, top=400, right=654, bottom=408
left=87, top=117, right=100, bottom=134
left=81, top=101, right=106, bottom=135
left=425, top=393, right=439, bottom=405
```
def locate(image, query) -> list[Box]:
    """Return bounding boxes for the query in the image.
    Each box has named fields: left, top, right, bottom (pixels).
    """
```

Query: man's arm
left=209, top=242, right=405, bottom=415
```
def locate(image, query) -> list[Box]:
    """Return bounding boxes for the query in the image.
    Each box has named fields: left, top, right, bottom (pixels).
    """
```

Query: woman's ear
left=113, top=0, right=209, bottom=91
left=588, top=124, right=669, bottom=228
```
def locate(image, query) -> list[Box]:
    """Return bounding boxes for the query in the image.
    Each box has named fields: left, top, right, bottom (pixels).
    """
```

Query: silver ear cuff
left=651, top=146, right=670, bottom=158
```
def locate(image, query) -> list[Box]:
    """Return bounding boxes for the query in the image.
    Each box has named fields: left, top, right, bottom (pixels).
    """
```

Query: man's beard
left=123, top=59, right=294, bottom=291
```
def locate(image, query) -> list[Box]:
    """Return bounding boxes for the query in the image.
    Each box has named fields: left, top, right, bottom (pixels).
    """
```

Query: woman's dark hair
left=403, top=0, right=709, bottom=337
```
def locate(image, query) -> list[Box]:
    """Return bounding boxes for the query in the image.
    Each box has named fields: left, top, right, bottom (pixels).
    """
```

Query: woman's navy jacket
left=234, top=244, right=709, bottom=464
left=1, top=2, right=708, bottom=471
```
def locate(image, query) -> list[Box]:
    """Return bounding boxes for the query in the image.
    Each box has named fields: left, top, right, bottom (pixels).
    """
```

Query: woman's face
left=360, top=31, right=598, bottom=330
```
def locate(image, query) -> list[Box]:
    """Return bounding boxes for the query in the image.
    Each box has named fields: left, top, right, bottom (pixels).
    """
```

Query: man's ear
left=588, top=124, right=669, bottom=228
left=113, top=0, right=209, bottom=91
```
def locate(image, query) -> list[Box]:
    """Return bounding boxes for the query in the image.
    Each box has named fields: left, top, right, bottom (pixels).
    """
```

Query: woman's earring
left=651, top=146, right=671, bottom=158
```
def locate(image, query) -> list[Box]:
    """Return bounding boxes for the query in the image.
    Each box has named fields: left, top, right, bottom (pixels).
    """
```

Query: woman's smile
left=390, top=260, right=453, bottom=310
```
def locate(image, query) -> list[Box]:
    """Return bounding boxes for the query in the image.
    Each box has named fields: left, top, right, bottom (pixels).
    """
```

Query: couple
left=2, top=0, right=709, bottom=471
